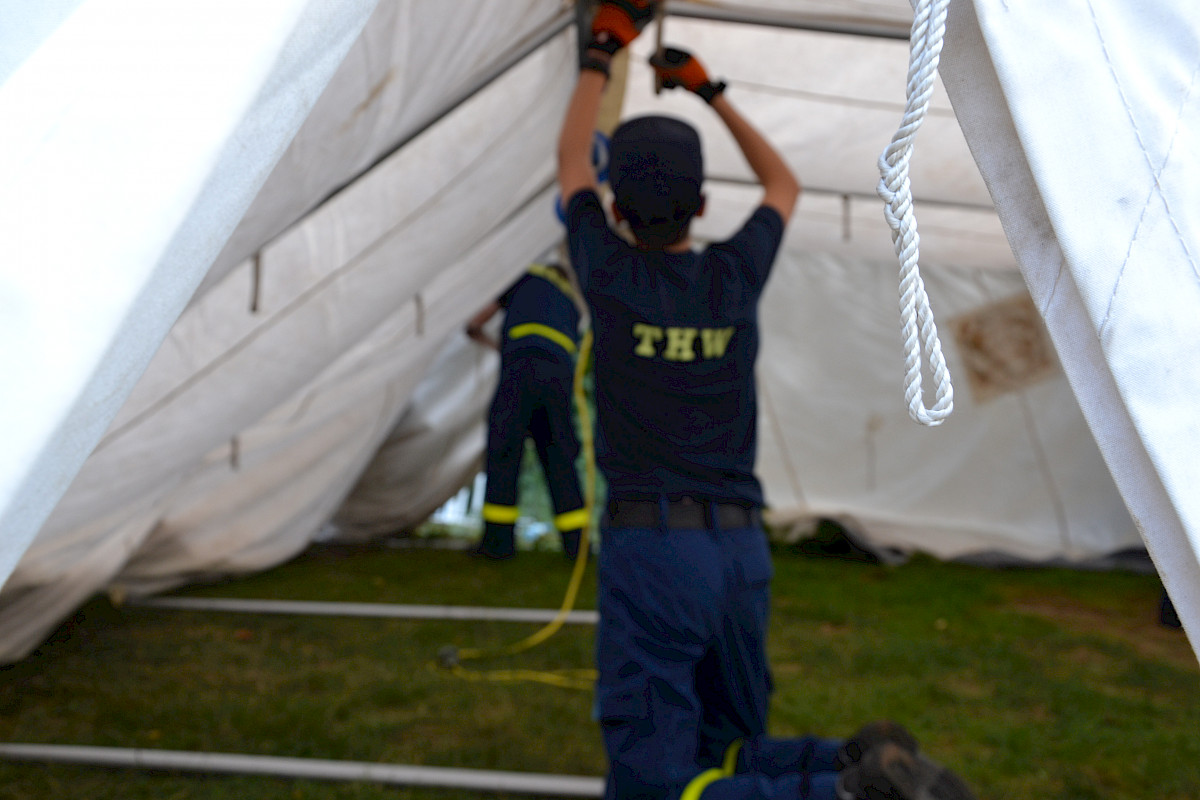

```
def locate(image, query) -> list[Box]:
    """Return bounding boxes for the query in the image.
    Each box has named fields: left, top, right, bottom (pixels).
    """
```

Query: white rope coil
left=878, top=0, right=954, bottom=426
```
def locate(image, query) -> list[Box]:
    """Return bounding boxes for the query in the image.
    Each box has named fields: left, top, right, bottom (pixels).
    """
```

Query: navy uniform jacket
left=497, top=264, right=581, bottom=360
left=565, top=190, right=784, bottom=507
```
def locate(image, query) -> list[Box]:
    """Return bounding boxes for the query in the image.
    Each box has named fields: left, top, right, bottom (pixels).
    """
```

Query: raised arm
left=651, top=47, right=801, bottom=223
left=557, top=66, right=609, bottom=205
left=709, top=93, right=801, bottom=223
left=557, top=1, right=658, bottom=205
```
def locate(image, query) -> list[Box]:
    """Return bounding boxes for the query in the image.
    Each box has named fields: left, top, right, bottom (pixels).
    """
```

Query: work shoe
left=836, top=742, right=977, bottom=800
left=471, top=544, right=515, bottom=560
left=560, top=529, right=582, bottom=561
left=836, top=720, right=920, bottom=770
left=472, top=526, right=516, bottom=559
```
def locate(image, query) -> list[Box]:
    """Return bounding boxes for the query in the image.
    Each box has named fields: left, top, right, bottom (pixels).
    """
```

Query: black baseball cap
left=608, top=115, right=704, bottom=246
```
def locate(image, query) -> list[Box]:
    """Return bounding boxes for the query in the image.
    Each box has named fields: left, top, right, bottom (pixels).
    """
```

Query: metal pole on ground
left=0, top=744, right=605, bottom=797
left=128, top=596, right=598, bottom=625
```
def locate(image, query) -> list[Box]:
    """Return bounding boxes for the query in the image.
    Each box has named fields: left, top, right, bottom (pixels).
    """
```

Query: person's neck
left=632, top=233, right=693, bottom=253
left=638, top=236, right=696, bottom=255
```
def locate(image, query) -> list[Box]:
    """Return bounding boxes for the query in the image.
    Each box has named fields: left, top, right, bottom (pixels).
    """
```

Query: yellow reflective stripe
left=528, top=262, right=575, bottom=297
left=481, top=503, right=520, bottom=524
left=554, top=508, right=589, bottom=532
left=681, top=768, right=725, bottom=800
left=680, top=740, right=742, bottom=800
left=508, top=323, right=577, bottom=355
left=722, top=739, right=743, bottom=775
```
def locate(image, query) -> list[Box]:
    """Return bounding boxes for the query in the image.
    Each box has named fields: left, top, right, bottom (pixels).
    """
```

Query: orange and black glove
left=588, top=0, right=657, bottom=55
left=650, top=47, right=727, bottom=104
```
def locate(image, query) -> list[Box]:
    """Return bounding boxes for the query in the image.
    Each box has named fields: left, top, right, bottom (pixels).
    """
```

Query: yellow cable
left=432, top=662, right=596, bottom=692
left=437, top=328, right=598, bottom=689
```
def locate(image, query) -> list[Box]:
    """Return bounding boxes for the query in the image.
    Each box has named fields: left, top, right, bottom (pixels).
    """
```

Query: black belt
left=606, top=498, right=762, bottom=531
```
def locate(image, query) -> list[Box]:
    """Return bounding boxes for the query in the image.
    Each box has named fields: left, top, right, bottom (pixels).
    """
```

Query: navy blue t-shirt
left=498, top=265, right=581, bottom=359
left=565, top=190, right=784, bottom=506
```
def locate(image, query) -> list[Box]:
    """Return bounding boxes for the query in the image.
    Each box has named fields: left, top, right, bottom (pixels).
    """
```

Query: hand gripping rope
left=434, top=329, right=599, bottom=691
left=878, top=0, right=954, bottom=426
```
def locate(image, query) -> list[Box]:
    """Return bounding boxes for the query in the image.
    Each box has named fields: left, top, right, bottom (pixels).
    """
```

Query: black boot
left=836, top=742, right=977, bottom=800
left=835, top=720, right=920, bottom=770
left=560, top=529, right=582, bottom=561
left=474, top=523, right=516, bottom=560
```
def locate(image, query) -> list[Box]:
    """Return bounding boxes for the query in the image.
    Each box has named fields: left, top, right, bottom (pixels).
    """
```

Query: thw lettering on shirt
left=631, top=323, right=736, bottom=362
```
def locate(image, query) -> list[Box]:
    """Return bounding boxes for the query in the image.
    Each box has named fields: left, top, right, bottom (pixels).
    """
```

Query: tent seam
left=1087, top=0, right=1200, bottom=334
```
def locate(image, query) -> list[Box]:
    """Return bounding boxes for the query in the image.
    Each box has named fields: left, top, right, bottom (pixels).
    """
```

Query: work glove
left=589, top=0, right=658, bottom=55
left=650, top=47, right=727, bottom=104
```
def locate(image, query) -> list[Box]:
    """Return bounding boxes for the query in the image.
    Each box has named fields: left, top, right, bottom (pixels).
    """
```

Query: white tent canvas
left=0, top=0, right=1194, bottom=664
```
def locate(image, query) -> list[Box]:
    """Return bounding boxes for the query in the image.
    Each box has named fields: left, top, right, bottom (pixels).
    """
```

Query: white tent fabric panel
left=0, top=4, right=573, bottom=661
left=113, top=185, right=562, bottom=598
left=330, top=327, right=500, bottom=541
left=939, top=0, right=1200, bottom=652
left=0, top=0, right=378, bottom=595
left=624, top=17, right=991, bottom=214
left=756, top=246, right=1134, bottom=562
left=195, top=0, right=570, bottom=298
left=0, top=1, right=83, bottom=85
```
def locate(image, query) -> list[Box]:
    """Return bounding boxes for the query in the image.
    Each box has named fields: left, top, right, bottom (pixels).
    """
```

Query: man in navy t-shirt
left=567, top=120, right=777, bottom=508
left=466, top=263, right=587, bottom=560
left=556, top=4, right=976, bottom=800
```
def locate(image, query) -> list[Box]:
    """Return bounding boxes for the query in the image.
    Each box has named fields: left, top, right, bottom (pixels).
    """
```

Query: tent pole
left=574, top=0, right=592, bottom=54
left=0, top=744, right=605, bottom=797
left=127, top=596, right=599, bottom=625
left=707, top=175, right=996, bottom=213
left=665, top=1, right=911, bottom=40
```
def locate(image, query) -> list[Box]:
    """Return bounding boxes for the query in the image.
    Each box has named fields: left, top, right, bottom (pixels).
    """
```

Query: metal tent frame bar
left=0, top=744, right=605, bottom=797
left=129, top=596, right=598, bottom=625
left=707, top=175, right=995, bottom=212
left=666, top=0, right=912, bottom=41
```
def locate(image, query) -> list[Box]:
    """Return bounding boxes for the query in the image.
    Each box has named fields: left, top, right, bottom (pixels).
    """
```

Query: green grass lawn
left=0, top=542, right=1196, bottom=799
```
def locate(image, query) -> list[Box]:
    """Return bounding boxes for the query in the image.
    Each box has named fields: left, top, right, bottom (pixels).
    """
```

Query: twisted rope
left=878, top=0, right=954, bottom=426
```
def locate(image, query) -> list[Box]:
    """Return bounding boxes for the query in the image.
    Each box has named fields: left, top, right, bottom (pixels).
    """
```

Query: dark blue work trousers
left=480, top=346, right=583, bottom=557
left=596, top=521, right=842, bottom=800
